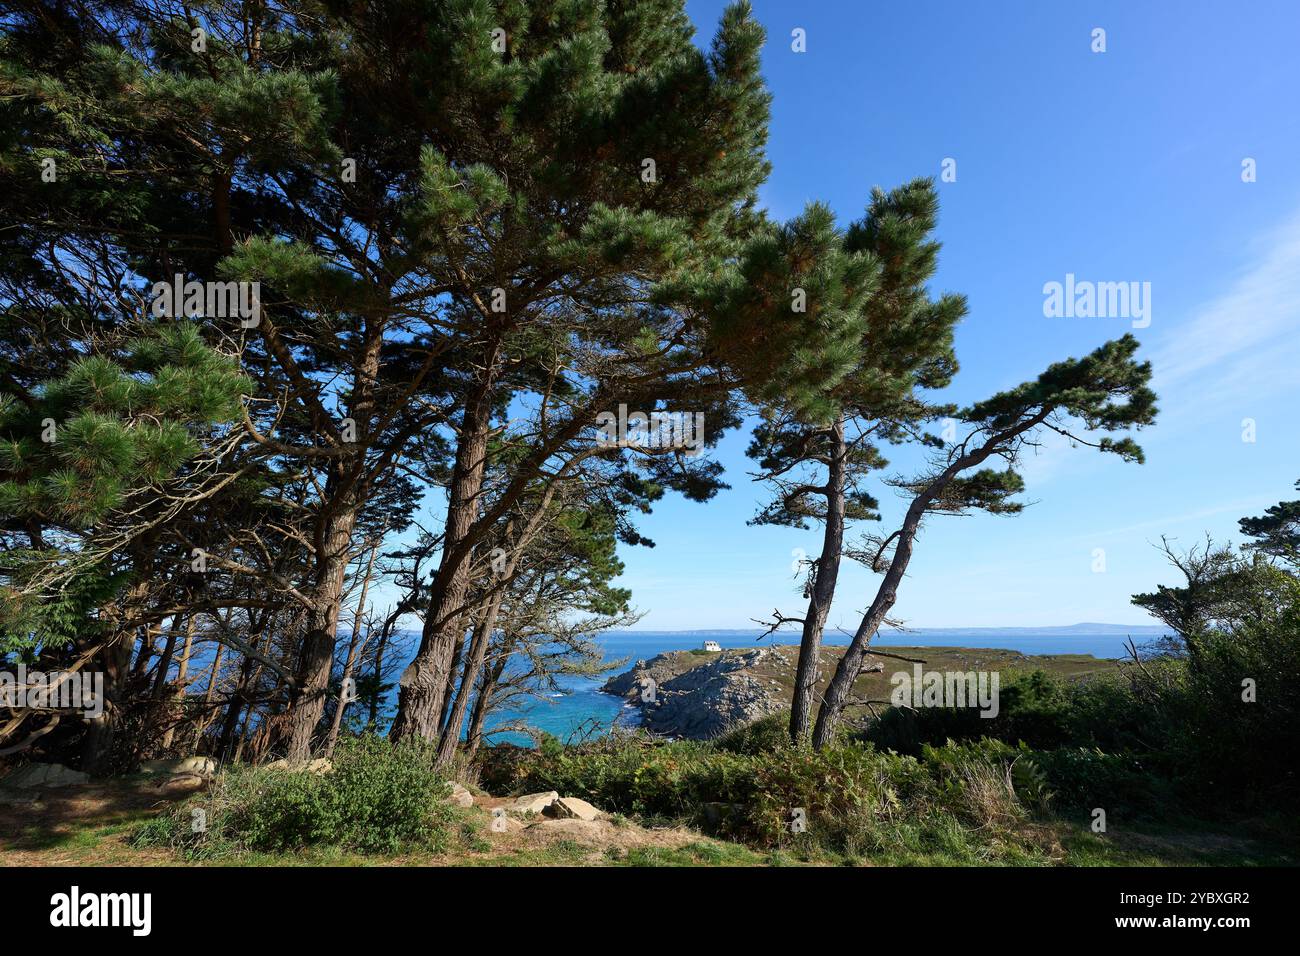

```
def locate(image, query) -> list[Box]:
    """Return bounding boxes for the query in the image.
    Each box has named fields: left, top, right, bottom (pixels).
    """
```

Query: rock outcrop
left=602, top=649, right=785, bottom=739
left=140, top=756, right=216, bottom=777
left=509, top=790, right=559, bottom=815
left=154, top=772, right=208, bottom=796
left=261, top=757, right=332, bottom=775
left=546, top=796, right=603, bottom=821
left=2, top=762, right=90, bottom=789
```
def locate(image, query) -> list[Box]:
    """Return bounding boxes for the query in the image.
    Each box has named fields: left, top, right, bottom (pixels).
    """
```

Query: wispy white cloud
left=1066, top=496, right=1276, bottom=543
left=1152, top=203, right=1300, bottom=414
left=1013, top=427, right=1078, bottom=487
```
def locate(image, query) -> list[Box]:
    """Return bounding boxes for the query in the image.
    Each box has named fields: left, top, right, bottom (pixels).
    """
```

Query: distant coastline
left=608, top=622, right=1169, bottom=637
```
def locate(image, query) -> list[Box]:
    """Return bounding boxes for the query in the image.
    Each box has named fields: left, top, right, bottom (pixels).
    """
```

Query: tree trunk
left=218, top=611, right=271, bottom=759
left=789, top=418, right=847, bottom=744
left=438, top=633, right=466, bottom=734
left=280, top=310, right=386, bottom=760
left=149, top=617, right=181, bottom=701
left=80, top=634, right=133, bottom=775
left=281, top=503, right=357, bottom=761
left=325, top=544, right=378, bottom=757
left=368, top=620, right=393, bottom=729
left=83, top=570, right=153, bottom=775
left=160, top=615, right=197, bottom=750
left=810, top=413, right=1044, bottom=748
left=811, top=497, right=925, bottom=749
left=131, top=625, right=155, bottom=679
left=465, top=655, right=506, bottom=763
left=391, top=376, right=495, bottom=741
left=436, top=590, right=504, bottom=767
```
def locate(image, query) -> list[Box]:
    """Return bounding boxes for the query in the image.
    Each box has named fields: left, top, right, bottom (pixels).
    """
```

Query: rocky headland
left=602, top=643, right=1113, bottom=740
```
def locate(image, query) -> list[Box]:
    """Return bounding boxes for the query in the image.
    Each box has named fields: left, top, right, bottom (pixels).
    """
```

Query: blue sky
left=601, top=0, right=1300, bottom=631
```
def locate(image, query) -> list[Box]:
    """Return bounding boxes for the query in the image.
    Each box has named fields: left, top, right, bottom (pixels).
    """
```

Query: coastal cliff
left=602, top=648, right=788, bottom=739
left=603, top=643, right=1112, bottom=740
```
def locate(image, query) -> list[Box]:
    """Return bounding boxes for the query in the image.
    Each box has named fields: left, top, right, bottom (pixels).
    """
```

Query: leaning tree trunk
left=149, top=617, right=180, bottom=701
left=436, top=589, right=504, bottom=767
left=464, top=654, right=506, bottom=764
left=789, top=418, right=847, bottom=744
left=390, top=379, right=495, bottom=742
left=809, top=412, right=1042, bottom=748
left=281, top=500, right=358, bottom=762
left=218, top=614, right=270, bottom=761
left=810, top=499, right=925, bottom=749
left=160, top=615, right=197, bottom=750
left=324, top=545, right=377, bottom=758
left=367, top=619, right=394, bottom=730
left=437, top=633, right=467, bottom=734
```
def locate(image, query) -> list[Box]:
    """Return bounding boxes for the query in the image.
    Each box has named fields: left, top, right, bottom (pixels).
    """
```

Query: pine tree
left=811, top=334, right=1157, bottom=747
left=714, top=179, right=964, bottom=743
left=1240, top=480, right=1300, bottom=568
left=0, top=322, right=250, bottom=769
left=386, top=0, right=774, bottom=742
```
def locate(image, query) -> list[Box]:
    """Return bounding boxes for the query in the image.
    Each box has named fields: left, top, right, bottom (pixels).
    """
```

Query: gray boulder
left=2, top=762, right=89, bottom=789
left=509, top=790, right=559, bottom=815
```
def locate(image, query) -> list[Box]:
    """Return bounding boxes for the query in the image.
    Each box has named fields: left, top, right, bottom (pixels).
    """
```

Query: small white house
left=702, top=640, right=722, bottom=652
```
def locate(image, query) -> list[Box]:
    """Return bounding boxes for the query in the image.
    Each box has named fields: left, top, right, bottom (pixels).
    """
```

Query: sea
left=475, top=624, right=1170, bottom=747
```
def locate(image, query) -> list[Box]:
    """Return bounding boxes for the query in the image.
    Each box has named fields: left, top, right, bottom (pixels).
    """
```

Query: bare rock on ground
left=155, top=772, right=208, bottom=797
left=604, top=649, right=785, bottom=739
left=140, top=756, right=216, bottom=777
left=261, top=757, right=332, bottom=774
left=2, top=763, right=90, bottom=789
left=545, top=796, right=603, bottom=821
left=509, top=790, right=559, bottom=815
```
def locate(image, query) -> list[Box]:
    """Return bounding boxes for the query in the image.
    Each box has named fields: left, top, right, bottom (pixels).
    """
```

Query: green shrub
left=482, top=727, right=1052, bottom=856
left=235, top=768, right=339, bottom=852
left=320, top=735, right=456, bottom=852
left=1030, top=746, right=1169, bottom=814
left=133, top=735, right=457, bottom=858
left=865, top=669, right=1154, bottom=755
left=712, top=711, right=794, bottom=755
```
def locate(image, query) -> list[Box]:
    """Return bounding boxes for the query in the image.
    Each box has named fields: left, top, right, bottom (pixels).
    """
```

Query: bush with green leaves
left=479, top=730, right=1054, bottom=856
left=864, top=669, right=1154, bottom=755
left=712, top=711, right=796, bottom=756
left=134, top=736, right=458, bottom=858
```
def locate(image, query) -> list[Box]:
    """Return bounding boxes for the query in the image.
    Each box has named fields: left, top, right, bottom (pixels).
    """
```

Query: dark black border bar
left=4, top=864, right=1282, bottom=943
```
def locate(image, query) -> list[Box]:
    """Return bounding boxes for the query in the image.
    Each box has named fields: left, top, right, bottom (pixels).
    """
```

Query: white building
left=702, top=640, right=722, bottom=652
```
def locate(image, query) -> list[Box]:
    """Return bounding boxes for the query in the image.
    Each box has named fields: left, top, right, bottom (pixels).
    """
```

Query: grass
left=2, top=793, right=1291, bottom=868
left=43, top=821, right=1290, bottom=868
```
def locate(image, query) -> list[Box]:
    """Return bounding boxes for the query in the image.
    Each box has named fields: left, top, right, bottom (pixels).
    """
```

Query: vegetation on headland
left=602, top=643, right=1113, bottom=738
left=480, top=591, right=1300, bottom=866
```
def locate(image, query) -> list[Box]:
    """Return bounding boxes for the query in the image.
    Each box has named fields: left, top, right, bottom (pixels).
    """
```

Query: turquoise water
left=479, top=625, right=1168, bottom=746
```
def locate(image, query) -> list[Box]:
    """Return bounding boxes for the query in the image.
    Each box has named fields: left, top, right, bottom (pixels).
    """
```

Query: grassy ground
left=2, top=777, right=1291, bottom=867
